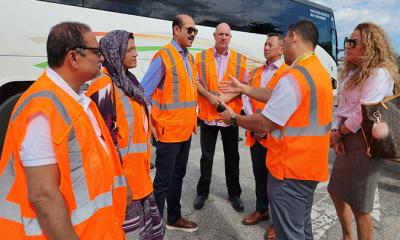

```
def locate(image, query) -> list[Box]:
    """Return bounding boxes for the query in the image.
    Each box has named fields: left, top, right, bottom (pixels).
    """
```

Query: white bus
left=0, top=0, right=338, bottom=151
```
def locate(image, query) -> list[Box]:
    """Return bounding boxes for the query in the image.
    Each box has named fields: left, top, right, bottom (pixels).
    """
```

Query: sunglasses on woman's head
left=344, top=37, right=359, bottom=49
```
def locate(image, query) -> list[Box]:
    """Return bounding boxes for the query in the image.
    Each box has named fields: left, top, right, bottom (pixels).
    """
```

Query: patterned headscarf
left=99, top=30, right=146, bottom=106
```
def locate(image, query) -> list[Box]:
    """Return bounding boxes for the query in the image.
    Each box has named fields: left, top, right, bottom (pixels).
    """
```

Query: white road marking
left=311, top=181, right=380, bottom=239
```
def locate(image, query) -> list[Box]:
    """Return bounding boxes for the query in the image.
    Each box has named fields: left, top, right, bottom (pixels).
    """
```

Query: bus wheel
left=0, top=93, right=22, bottom=154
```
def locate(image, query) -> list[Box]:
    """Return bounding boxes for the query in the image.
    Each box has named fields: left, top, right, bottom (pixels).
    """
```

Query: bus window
left=83, top=0, right=245, bottom=30
left=331, top=28, right=338, bottom=61
left=84, top=0, right=145, bottom=17
left=40, top=0, right=82, bottom=6
left=280, top=0, right=335, bottom=60
left=191, top=0, right=245, bottom=30
left=243, top=0, right=281, bottom=35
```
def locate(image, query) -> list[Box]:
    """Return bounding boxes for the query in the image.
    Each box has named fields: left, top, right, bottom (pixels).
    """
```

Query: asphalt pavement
left=128, top=127, right=400, bottom=240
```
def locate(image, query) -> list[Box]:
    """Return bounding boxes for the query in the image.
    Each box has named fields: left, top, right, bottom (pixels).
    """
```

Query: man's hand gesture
left=219, top=75, right=243, bottom=94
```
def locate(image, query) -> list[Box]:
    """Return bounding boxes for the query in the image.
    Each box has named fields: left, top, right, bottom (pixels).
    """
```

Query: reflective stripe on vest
left=199, top=50, right=243, bottom=91
left=165, top=48, right=179, bottom=103
left=248, top=68, right=257, bottom=86
left=151, top=99, right=197, bottom=111
left=1, top=91, right=126, bottom=236
left=12, top=91, right=71, bottom=124
left=152, top=48, right=196, bottom=110
left=0, top=155, right=21, bottom=224
left=200, top=51, right=207, bottom=88
left=0, top=155, right=42, bottom=236
left=271, top=66, right=331, bottom=139
left=189, top=54, right=194, bottom=66
left=236, top=53, right=243, bottom=77
left=116, top=88, right=148, bottom=157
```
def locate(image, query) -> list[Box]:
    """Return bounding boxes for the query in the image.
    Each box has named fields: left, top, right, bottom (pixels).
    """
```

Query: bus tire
left=0, top=93, right=22, bottom=154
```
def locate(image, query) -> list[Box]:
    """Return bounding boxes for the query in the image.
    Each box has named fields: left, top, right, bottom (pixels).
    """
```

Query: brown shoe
left=166, top=217, right=198, bottom=233
left=242, top=211, right=270, bottom=225
left=264, top=224, right=276, bottom=240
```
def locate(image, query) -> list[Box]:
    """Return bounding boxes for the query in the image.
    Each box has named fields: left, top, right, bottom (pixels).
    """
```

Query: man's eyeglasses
left=181, top=26, right=198, bottom=36
left=72, top=45, right=102, bottom=57
left=344, top=37, right=359, bottom=49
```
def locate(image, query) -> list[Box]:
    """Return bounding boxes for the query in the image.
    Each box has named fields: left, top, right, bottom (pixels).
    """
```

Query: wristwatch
left=231, top=112, right=237, bottom=126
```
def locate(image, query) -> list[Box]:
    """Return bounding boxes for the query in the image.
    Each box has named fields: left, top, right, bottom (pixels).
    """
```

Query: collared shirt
left=203, top=48, right=230, bottom=127
left=20, top=67, right=108, bottom=167
left=141, top=40, right=193, bottom=104
left=243, top=58, right=284, bottom=115
left=195, top=47, right=231, bottom=85
left=332, top=67, right=393, bottom=132
left=199, top=48, right=248, bottom=127
left=261, top=58, right=302, bottom=127
left=214, top=47, right=231, bottom=82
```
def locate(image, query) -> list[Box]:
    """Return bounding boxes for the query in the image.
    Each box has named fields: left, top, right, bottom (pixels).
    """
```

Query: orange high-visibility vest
left=151, top=43, right=198, bottom=142
left=196, top=48, right=247, bottom=121
left=87, top=70, right=153, bottom=200
left=0, top=71, right=127, bottom=239
left=266, top=55, right=332, bottom=181
left=245, top=63, right=288, bottom=148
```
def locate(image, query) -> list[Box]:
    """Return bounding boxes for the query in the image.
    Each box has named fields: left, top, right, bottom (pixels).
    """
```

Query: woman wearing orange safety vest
left=87, top=30, right=164, bottom=239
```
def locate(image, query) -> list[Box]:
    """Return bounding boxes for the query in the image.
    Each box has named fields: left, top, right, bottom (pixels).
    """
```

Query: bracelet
left=331, top=129, right=342, bottom=138
left=338, top=126, right=346, bottom=136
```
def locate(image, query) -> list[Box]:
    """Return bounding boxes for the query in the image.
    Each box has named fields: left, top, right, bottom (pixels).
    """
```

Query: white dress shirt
left=260, top=55, right=304, bottom=127
left=261, top=72, right=302, bottom=126
left=242, top=58, right=284, bottom=115
left=20, top=67, right=108, bottom=167
left=332, top=67, right=394, bottom=132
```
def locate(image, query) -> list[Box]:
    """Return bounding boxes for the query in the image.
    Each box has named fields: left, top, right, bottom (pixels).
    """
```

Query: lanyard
left=292, top=51, right=315, bottom=66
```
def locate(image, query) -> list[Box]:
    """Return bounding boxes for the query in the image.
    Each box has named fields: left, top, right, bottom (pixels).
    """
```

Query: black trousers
left=153, top=138, right=191, bottom=223
left=196, top=122, right=241, bottom=198
left=250, top=140, right=269, bottom=213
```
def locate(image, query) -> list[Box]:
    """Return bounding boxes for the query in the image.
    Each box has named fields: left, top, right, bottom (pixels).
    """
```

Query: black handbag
left=361, top=94, right=400, bottom=162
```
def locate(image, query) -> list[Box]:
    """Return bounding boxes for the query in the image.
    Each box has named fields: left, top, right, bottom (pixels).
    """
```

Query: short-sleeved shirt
left=242, top=58, right=284, bottom=115
left=20, top=68, right=108, bottom=167
left=261, top=72, right=302, bottom=126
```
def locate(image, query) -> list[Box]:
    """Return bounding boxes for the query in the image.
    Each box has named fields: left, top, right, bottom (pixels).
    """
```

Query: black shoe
left=229, top=197, right=244, bottom=212
left=193, top=195, right=208, bottom=210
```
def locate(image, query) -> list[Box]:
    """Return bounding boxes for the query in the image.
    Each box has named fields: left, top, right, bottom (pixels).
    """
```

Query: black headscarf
left=99, top=30, right=146, bottom=107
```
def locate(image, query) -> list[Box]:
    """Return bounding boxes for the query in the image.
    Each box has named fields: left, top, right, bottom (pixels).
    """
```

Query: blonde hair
left=341, top=22, right=399, bottom=93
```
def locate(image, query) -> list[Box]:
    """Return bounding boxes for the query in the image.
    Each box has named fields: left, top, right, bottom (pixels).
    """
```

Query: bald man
left=194, top=23, right=248, bottom=212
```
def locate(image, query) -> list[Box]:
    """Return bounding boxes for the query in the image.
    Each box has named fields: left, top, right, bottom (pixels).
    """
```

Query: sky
left=313, top=0, right=400, bottom=55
